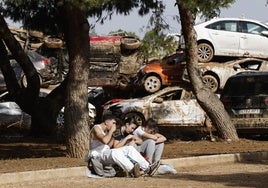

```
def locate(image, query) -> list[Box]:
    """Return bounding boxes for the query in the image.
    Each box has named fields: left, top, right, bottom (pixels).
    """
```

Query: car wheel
left=197, top=43, right=214, bottom=63
left=21, top=74, right=42, bottom=88
left=124, top=112, right=145, bottom=126
left=202, top=75, right=218, bottom=93
left=144, top=75, right=161, bottom=93
left=121, top=37, right=141, bottom=50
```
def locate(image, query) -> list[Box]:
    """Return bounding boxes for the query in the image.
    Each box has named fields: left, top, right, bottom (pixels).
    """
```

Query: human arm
left=154, top=133, right=167, bottom=144
left=93, top=125, right=116, bottom=145
left=141, top=131, right=166, bottom=143
left=113, top=135, right=142, bottom=148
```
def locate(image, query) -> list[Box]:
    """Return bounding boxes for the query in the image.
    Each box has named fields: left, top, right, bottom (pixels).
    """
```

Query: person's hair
left=143, top=118, right=158, bottom=133
left=102, top=114, right=116, bottom=122
left=124, top=117, right=138, bottom=126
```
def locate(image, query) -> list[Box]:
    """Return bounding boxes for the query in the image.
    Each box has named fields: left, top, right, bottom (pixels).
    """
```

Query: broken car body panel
left=103, top=86, right=206, bottom=127
left=183, top=58, right=268, bottom=92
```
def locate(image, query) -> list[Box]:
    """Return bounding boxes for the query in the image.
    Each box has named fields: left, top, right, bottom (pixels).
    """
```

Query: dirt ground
left=0, top=132, right=267, bottom=174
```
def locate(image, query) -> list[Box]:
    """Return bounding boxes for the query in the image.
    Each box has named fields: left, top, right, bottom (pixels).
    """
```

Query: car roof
left=196, top=17, right=268, bottom=27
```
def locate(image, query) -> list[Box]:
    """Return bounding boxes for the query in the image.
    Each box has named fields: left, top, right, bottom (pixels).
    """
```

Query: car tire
left=124, top=112, right=145, bottom=126
left=44, top=36, right=63, bottom=49
left=21, top=74, right=42, bottom=88
left=202, top=75, right=218, bottom=93
left=144, top=75, right=161, bottom=93
left=197, top=43, right=214, bottom=63
left=121, top=37, right=141, bottom=50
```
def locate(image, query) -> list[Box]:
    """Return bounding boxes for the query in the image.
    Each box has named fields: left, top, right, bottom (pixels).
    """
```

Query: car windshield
left=223, top=75, right=268, bottom=96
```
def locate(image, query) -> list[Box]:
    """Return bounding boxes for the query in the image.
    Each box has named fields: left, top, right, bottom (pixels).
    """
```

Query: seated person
left=133, top=118, right=166, bottom=164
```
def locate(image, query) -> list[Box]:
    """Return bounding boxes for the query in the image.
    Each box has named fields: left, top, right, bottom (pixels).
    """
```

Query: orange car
left=137, top=53, right=186, bottom=93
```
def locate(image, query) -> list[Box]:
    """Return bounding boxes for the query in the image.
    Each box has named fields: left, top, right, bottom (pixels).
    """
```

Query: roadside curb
left=0, top=151, right=267, bottom=185
left=161, top=151, right=268, bottom=167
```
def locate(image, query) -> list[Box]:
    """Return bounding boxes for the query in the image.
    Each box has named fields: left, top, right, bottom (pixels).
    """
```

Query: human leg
left=140, top=139, right=155, bottom=164
left=103, top=148, right=134, bottom=172
left=120, top=145, right=150, bottom=170
left=153, top=142, right=164, bottom=162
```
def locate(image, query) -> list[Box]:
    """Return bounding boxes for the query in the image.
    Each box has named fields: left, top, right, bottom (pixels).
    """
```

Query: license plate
left=238, top=109, right=261, bottom=114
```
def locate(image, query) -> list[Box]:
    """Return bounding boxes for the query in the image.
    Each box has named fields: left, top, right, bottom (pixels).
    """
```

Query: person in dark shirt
left=113, top=117, right=142, bottom=149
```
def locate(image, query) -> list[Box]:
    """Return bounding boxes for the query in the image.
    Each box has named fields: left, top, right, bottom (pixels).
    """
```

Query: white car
left=191, top=17, right=268, bottom=62
left=103, top=86, right=210, bottom=128
left=183, top=58, right=268, bottom=93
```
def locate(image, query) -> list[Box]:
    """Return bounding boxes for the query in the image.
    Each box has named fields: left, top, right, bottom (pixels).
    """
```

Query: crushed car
left=220, top=72, right=268, bottom=134
left=0, top=51, right=54, bottom=92
left=103, top=86, right=211, bottom=129
left=136, top=52, right=186, bottom=93
left=0, top=91, right=96, bottom=130
left=182, top=58, right=268, bottom=93
left=0, top=92, right=31, bottom=127
left=88, top=35, right=145, bottom=90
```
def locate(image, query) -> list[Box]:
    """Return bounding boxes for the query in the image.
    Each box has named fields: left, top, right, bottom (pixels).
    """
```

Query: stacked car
left=104, top=17, right=268, bottom=135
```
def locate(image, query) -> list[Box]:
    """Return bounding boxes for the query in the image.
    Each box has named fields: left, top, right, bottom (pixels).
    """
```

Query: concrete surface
left=0, top=151, right=267, bottom=185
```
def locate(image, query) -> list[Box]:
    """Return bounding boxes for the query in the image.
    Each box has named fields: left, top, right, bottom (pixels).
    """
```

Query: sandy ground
left=0, top=135, right=267, bottom=173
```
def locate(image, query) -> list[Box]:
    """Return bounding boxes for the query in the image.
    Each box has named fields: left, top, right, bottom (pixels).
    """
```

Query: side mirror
left=153, top=97, right=163, bottom=103
left=261, top=31, right=268, bottom=37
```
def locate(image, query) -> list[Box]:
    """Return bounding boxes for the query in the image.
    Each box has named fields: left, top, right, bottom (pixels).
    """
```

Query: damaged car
left=88, top=35, right=144, bottom=90
left=220, top=72, right=268, bottom=134
left=183, top=58, right=268, bottom=93
left=103, top=86, right=211, bottom=129
left=136, top=52, right=186, bottom=93
left=0, top=92, right=31, bottom=127
left=179, top=17, right=268, bottom=63
left=0, top=51, right=54, bottom=92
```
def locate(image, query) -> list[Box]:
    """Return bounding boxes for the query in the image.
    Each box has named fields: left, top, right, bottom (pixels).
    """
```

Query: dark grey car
left=0, top=51, right=54, bottom=91
left=220, top=72, right=268, bottom=133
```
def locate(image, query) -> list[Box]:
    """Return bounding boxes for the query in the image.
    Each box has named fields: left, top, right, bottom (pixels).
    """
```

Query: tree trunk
left=177, top=2, right=238, bottom=141
left=60, top=4, right=90, bottom=158
left=0, top=15, right=66, bottom=136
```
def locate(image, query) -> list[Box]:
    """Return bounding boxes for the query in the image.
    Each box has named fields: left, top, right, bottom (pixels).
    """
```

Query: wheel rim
left=125, top=112, right=144, bottom=126
left=203, top=75, right=218, bottom=93
left=198, top=44, right=213, bottom=62
left=144, top=76, right=161, bottom=93
left=56, top=112, right=64, bottom=126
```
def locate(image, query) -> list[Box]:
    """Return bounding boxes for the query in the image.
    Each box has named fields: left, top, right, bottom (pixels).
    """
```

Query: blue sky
left=89, top=0, right=268, bottom=38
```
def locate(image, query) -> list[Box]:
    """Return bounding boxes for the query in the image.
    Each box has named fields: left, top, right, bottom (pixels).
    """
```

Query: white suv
left=181, top=17, right=268, bottom=63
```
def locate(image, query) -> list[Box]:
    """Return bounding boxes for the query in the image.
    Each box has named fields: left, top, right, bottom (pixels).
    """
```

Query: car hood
left=107, top=98, right=146, bottom=109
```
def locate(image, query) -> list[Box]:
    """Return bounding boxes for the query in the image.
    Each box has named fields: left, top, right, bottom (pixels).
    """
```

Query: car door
left=204, top=20, right=240, bottom=55
left=149, top=89, right=205, bottom=126
left=238, top=21, right=268, bottom=58
left=161, top=54, right=185, bottom=85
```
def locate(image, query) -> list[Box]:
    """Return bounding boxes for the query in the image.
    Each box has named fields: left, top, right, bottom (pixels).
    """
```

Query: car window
left=239, top=21, right=268, bottom=35
left=223, top=75, right=268, bottom=96
left=158, top=90, right=182, bottom=101
left=239, top=60, right=261, bottom=70
left=206, top=21, right=237, bottom=32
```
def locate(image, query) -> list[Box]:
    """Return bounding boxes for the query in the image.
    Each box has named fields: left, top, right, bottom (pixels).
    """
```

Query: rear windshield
left=222, top=75, right=268, bottom=96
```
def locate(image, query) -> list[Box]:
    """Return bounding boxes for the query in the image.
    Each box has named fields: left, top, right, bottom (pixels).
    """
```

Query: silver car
left=103, top=86, right=209, bottom=127
left=183, top=58, right=268, bottom=93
